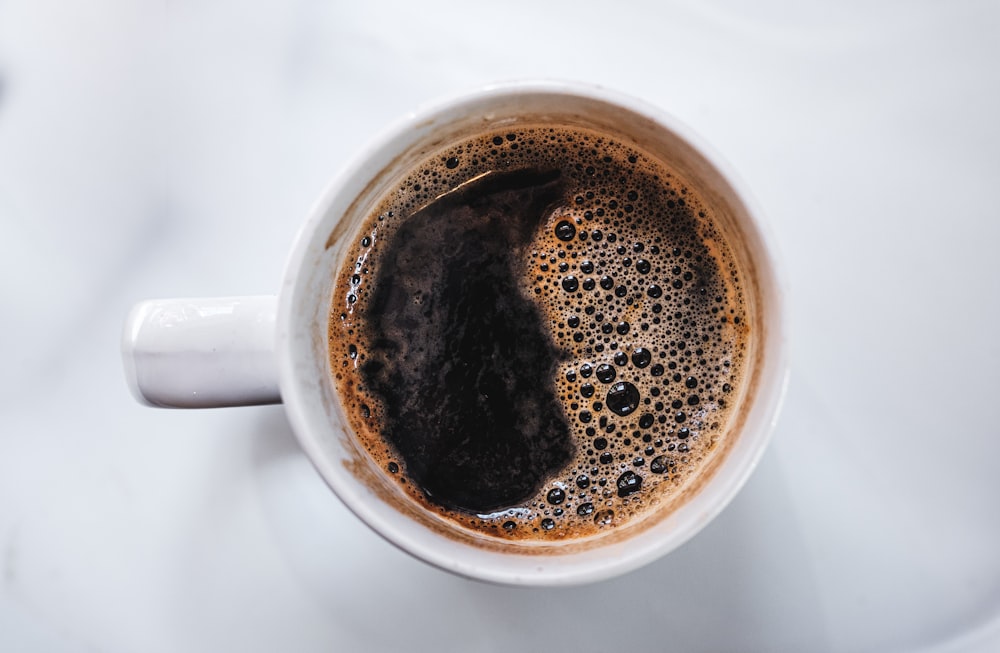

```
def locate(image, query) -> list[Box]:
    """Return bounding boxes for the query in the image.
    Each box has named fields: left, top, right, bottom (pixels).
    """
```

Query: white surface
left=0, top=0, right=997, bottom=650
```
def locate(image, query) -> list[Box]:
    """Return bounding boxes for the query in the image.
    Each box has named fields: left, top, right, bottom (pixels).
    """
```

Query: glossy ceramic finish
left=123, top=296, right=280, bottom=407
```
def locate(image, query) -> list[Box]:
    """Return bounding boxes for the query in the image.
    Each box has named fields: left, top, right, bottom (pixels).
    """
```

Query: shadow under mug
left=122, top=81, right=788, bottom=586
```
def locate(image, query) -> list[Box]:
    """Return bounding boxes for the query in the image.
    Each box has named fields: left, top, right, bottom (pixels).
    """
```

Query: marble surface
left=2, top=1, right=999, bottom=650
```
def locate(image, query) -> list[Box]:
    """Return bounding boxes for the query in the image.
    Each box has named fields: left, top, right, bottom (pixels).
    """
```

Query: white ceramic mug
left=122, top=81, right=788, bottom=586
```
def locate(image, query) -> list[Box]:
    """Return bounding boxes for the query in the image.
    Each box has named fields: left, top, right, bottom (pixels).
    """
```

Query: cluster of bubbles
left=330, top=125, right=749, bottom=541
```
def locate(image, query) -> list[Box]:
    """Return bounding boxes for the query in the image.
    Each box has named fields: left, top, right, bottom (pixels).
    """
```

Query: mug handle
left=122, top=296, right=281, bottom=408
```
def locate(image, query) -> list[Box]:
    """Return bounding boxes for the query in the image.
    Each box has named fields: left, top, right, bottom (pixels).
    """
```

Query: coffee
left=329, top=124, right=751, bottom=541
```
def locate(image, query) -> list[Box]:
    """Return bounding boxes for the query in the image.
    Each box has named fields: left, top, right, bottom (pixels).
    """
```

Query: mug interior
left=277, top=81, right=787, bottom=585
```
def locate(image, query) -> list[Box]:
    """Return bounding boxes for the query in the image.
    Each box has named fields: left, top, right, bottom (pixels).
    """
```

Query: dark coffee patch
left=360, top=170, right=573, bottom=513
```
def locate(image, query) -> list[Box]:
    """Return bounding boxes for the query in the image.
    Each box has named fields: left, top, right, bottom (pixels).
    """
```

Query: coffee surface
left=330, top=125, right=750, bottom=541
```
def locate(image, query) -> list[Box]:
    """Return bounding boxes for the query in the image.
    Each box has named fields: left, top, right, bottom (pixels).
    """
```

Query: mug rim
left=276, top=80, right=789, bottom=585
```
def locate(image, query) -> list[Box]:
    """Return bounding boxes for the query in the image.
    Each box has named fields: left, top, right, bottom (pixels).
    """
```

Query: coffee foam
left=330, top=124, right=750, bottom=542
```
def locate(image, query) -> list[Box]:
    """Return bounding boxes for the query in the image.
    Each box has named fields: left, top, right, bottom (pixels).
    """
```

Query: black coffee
left=359, top=168, right=574, bottom=512
left=330, top=125, right=751, bottom=541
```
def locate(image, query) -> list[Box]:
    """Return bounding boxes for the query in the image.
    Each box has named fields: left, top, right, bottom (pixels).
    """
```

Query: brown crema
left=329, top=124, right=750, bottom=542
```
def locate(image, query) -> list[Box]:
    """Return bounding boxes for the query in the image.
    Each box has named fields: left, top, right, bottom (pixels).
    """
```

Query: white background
left=1, top=1, right=998, bottom=651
